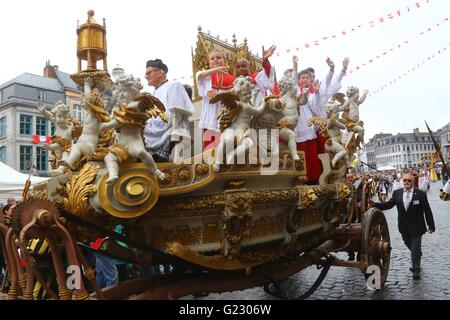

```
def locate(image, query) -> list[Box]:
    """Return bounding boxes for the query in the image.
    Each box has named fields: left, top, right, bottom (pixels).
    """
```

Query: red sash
left=211, top=73, right=235, bottom=91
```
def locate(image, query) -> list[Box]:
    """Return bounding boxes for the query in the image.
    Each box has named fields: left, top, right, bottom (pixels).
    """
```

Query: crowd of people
left=344, top=163, right=449, bottom=280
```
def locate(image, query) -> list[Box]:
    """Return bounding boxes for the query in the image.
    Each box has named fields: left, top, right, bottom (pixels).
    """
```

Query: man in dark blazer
left=373, top=173, right=435, bottom=279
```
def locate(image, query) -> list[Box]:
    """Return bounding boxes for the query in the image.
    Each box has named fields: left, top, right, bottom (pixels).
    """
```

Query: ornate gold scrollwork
left=222, top=191, right=253, bottom=257
left=63, top=163, right=100, bottom=215
left=336, top=183, right=352, bottom=200
left=98, top=163, right=160, bottom=219
left=195, top=164, right=209, bottom=176
left=298, top=186, right=318, bottom=209
left=31, top=183, right=48, bottom=200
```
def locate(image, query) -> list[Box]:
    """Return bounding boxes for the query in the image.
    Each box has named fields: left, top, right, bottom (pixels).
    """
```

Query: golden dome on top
left=87, top=9, right=98, bottom=24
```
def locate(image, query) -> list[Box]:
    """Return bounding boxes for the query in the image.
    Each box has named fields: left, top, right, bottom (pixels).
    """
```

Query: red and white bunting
left=348, top=16, right=448, bottom=74
left=274, top=0, right=432, bottom=57
left=369, top=42, right=450, bottom=97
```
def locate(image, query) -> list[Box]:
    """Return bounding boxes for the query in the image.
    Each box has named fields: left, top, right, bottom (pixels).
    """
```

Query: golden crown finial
left=76, top=9, right=107, bottom=72
left=87, top=9, right=98, bottom=24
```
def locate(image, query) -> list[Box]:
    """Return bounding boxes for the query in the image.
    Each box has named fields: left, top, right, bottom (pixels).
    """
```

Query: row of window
left=0, top=145, right=48, bottom=171
left=19, top=145, right=48, bottom=171
left=375, top=144, right=435, bottom=155
left=377, top=152, right=431, bottom=164
left=377, top=136, right=433, bottom=147
left=1, top=105, right=83, bottom=138
left=0, top=117, right=6, bottom=137
left=20, top=114, right=53, bottom=136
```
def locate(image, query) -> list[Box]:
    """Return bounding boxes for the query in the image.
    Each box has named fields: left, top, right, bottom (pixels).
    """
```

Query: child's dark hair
left=299, top=69, right=311, bottom=77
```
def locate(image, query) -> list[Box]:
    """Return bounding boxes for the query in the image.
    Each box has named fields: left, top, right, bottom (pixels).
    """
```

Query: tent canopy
left=0, top=162, right=49, bottom=201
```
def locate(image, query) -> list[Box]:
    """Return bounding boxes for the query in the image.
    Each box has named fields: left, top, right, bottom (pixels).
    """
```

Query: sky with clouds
left=0, top=0, right=449, bottom=138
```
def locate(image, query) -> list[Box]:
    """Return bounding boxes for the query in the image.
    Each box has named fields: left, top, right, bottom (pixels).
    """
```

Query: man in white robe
left=144, top=59, right=195, bottom=162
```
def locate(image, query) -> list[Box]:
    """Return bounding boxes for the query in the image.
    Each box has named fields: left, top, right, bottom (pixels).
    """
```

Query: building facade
left=364, top=129, right=440, bottom=170
left=0, top=62, right=82, bottom=174
left=439, top=122, right=450, bottom=163
left=365, top=133, right=392, bottom=169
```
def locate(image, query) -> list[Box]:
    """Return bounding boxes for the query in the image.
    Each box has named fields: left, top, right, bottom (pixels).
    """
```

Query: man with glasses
left=143, top=59, right=194, bottom=162
left=373, top=173, right=435, bottom=280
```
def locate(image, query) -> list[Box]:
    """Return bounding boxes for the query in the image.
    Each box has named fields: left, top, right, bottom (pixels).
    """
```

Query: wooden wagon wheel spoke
left=360, top=207, right=391, bottom=288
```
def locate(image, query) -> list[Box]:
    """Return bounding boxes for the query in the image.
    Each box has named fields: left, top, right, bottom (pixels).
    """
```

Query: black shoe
left=413, top=272, right=421, bottom=280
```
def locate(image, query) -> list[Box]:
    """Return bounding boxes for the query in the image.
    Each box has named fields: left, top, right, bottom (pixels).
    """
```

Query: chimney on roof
left=43, top=60, right=57, bottom=79
left=413, top=128, right=420, bottom=136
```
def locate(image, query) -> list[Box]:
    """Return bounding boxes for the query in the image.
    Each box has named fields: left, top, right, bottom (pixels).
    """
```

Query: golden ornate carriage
left=0, top=11, right=391, bottom=300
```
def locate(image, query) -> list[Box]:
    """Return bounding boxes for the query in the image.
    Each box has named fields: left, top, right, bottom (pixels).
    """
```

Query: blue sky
left=0, top=0, right=448, bottom=138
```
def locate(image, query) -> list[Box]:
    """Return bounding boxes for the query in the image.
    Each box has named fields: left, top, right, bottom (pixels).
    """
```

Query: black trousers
left=401, top=233, right=422, bottom=270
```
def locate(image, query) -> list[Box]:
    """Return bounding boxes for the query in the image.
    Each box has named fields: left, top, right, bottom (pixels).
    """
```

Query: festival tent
left=0, top=162, right=49, bottom=202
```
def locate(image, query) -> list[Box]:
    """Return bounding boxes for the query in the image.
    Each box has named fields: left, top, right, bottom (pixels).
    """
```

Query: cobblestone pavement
left=188, top=180, right=450, bottom=300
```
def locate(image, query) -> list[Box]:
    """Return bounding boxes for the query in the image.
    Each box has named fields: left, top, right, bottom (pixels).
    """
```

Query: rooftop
left=0, top=72, right=63, bottom=92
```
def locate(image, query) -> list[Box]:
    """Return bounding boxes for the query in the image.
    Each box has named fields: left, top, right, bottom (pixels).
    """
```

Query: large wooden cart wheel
left=360, top=207, right=391, bottom=288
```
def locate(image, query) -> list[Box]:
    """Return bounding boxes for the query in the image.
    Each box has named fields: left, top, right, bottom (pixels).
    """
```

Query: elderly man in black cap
left=144, top=59, right=195, bottom=162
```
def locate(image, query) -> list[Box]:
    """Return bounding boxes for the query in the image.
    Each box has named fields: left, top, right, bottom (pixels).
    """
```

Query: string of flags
left=171, top=0, right=435, bottom=83
left=274, top=0, right=433, bottom=57
left=368, top=42, right=449, bottom=98
left=348, top=16, right=448, bottom=74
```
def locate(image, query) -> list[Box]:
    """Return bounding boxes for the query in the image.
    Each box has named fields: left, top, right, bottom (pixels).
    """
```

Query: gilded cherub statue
left=210, top=76, right=268, bottom=171
left=341, top=86, right=368, bottom=148
left=324, top=97, right=349, bottom=168
left=37, top=101, right=81, bottom=172
left=101, top=74, right=168, bottom=185
left=274, top=75, right=308, bottom=160
left=308, top=93, right=349, bottom=169
left=58, top=77, right=111, bottom=171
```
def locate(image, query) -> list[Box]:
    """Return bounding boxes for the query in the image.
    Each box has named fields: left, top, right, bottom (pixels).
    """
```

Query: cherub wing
left=264, top=95, right=284, bottom=113
left=210, top=92, right=241, bottom=132
left=264, top=95, right=278, bottom=102
left=134, top=92, right=168, bottom=123
left=68, top=117, right=82, bottom=140
left=331, top=92, right=346, bottom=104
left=307, top=117, right=328, bottom=137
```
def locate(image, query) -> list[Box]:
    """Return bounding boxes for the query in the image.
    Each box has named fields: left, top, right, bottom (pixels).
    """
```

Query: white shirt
left=196, top=71, right=227, bottom=132
left=253, top=67, right=276, bottom=106
left=144, top=81, right=194, bottom=149
left=402, top=188, right=414, bottom=210
left=295, top=92, right=322, bottom=143
left=443, top=180, right=450, bottom=194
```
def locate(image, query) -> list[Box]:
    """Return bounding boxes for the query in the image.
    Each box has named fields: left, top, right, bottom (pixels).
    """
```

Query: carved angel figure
left=38, top=101, right=81, bottom=171
left=308, top=93, right=349, bottom=169
left=274, top=75, right=308, bottom=160
left=324, top=97, right=349, bottom=168
left=101, top=74, right=168, bottom=185
left=341, top=86, right=368, bottom=148
left=58, top=77, right=111, bottom=172
left=210, top=76, right=267, bottom=171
